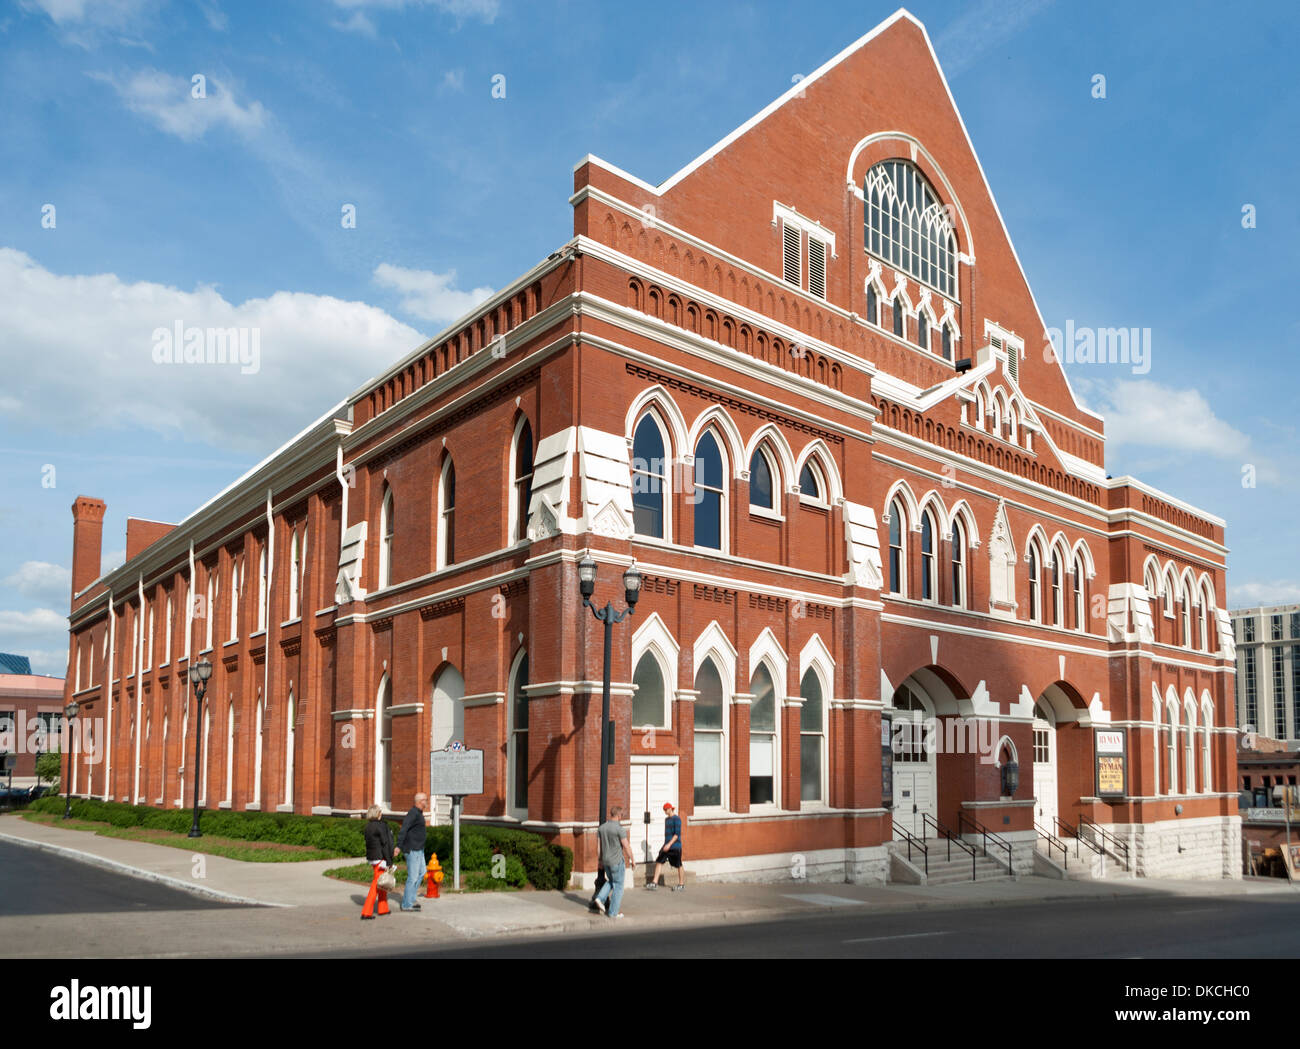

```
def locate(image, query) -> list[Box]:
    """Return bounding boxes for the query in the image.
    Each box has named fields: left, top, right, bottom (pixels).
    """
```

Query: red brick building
left=63, top=10, right=1238, bottom=883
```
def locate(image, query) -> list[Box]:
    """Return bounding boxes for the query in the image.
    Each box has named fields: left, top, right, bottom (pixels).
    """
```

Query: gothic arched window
left=864, top=160, right=958, bottom=297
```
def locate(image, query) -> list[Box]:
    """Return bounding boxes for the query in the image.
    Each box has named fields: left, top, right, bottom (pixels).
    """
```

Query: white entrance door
left=892, top=767, right=935, bottom=840
left=890, top=685, right=936, bottom=840
left=1032, top=704, right=1058, bottom=829
left=629, top=761, right=678, bottom=866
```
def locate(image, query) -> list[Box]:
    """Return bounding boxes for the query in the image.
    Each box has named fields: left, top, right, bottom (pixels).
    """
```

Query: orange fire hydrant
left=426, top=854, right=444, bottom=898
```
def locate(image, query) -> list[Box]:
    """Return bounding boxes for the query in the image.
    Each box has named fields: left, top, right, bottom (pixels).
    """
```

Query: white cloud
left=373, top=263, right=493, bottom=325
left=1229, top=581, right=1300, bottom=609
left=101, top=549, right=126, bottom=575
left=1081, top=379, right=1252, bottom=459
left=330, top=10, right=376, bottom=36
left=22, top=0, right=157, bottom=47
left=934, top=0, right=1054, bottom=77
left=0, top=248, right=426, bottom=453
left=0, top=607, right=69, bottom=638
left=4, top=562, right=72, bottom=606
left=441, top=68, right=465, bottom=93
left=197, top=0, right=226, bottom=31
left=91, top=68, right=267, bottom=141
left=329, top=0, right=500, bottom=26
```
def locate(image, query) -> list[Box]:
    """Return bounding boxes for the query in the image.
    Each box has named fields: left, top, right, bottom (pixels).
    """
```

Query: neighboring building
left=1237, top=734, right=1299, bottom=864
left=0, top=657, right=66, bottom=786
left=62, top=10, right=1239, bottom=882
left=1230, top=605, right=1300, bottom=747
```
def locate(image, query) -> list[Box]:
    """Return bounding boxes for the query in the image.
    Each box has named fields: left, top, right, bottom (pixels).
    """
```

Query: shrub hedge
left=28, top=797, right=573, bottom=889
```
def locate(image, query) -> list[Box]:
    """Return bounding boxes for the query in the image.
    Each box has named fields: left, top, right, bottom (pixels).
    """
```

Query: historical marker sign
left=430, top=747, right=483, bottom=797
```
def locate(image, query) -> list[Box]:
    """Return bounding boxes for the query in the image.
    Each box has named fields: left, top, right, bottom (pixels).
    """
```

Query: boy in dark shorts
left=646, top=802, right=685, bottom=891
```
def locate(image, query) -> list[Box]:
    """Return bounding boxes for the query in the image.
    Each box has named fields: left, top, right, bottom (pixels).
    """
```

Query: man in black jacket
left=397, top=792, right=430, bottom=911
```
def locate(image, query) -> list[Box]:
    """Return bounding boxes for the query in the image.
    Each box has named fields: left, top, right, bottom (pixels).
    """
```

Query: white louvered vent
left=1007, top=344, right=1019, bottom=383
left=782, top=222, right=801, bottom=286
left=809, top=238, right=827, bottom=299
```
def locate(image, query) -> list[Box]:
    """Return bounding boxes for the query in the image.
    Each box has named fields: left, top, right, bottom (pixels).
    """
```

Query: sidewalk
left=2, top=812, right=1295, bottom=957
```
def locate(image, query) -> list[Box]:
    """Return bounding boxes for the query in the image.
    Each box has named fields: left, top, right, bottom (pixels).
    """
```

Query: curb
left=0, top=832, right=291, bottom=908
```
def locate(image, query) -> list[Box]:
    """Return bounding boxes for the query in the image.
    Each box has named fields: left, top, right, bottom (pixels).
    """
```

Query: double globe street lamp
left=578, top=557, right=641, bottom=826
left=187, top=658, right=214, bottom=838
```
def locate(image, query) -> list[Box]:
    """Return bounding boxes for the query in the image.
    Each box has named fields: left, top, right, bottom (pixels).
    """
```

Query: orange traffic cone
left=426, top=854, right=444, bottom=898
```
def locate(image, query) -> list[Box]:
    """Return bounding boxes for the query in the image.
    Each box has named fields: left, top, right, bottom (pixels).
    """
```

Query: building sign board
left=1095, top=728, right=1126, bottom=798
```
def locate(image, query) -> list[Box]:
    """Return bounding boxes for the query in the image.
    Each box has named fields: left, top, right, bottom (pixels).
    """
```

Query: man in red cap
left=646, top=801, right=685, bottom=891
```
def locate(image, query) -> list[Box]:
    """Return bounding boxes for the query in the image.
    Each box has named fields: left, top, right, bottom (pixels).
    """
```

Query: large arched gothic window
left=1050, top=550, right=1062, bottom=626
left=1028, top=543, right=1041, bottom=622
left=864, top=160, right=958, bottom=297
left=749, top=447, right=775, bottom=511
left=632, top=652, right=668, bottom=730
left=632, top=413, right=668, bottom=539
left=438, top=458, right=456, bottom=569
left=800, top=668, right=826, bottom=803
left=693, top=659, right=725, bottom=808
left=511, top=418, right=534, bottom=545
left=693, top=432, right=725, bottom=550
left=508, top=651, right=529, bottom=817
left=749, top=664, right=778, bottom=806
left=920, top=510, right=936, bottom=601
left=951, top=519, right=965, bottom=608
left=1073, top=556, right=1086, bottom=632
left=378, top=486, right=394, bottom=589
left=888, top=499, right=904, bottom=595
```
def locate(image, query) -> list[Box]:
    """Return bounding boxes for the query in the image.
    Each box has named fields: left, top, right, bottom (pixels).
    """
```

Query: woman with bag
left=361, top=804, right=399, bottom=919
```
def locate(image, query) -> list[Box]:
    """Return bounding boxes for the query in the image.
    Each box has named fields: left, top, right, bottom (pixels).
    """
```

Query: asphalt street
left=293, top=892, right=1300, bottom=959
left=0, top=839, right=252, bottom=917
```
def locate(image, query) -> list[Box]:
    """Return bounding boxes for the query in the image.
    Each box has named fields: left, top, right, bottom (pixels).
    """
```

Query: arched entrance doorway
left=1032, top=701, right=1057, bottom=827
left=430, top=665, right=465, bottom=825
left=890, top=681, right=936, bottom=840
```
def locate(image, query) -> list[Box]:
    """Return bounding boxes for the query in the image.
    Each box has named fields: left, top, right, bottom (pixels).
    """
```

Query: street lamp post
left=578, top=557, right=641, bottom=827
left=187, top=659, right=213, bottom=838
left=62, top=701, right=79, bottom=819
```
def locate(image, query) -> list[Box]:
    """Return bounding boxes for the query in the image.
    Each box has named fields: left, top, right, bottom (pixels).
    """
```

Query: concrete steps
left=889, top=839, right=1014, bottom=884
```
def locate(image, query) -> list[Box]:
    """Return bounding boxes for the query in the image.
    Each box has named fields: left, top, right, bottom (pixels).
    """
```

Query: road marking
left=1172, top=908, right=1216, bottom=915
left=843, top=931, right=951, bottom=944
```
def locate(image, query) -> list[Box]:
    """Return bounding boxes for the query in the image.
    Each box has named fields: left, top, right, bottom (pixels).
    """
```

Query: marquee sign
left=1094, top=728, right=1126, bottom=798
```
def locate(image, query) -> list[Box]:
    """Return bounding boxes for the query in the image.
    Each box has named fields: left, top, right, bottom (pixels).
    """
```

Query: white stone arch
left=915, top=291, right=939, bottom=330
left=1141, top=554, right=1163, bottom=596
left=1164, top=685, right=1181, bottom=794
left=1197, top=573, right=1215, bottom=652
left=632, top=612, right=679, bottom=731
left=993, top=734, right=1019, bottom=768
left=846, top=131, right=976, bottom=259
left=693, top=620, right=738, bottom=694
left=1007, top=401, right=1021, bottom=443
left=430, top=664, right=466, bottom=751
left=798, top=634, right=835, bottom=698
left=748, top=627, right=789, bottom=698
left=688, top=405, right=745, bottom=480
left=743, top=423, right=798, bottom=494
left=883, top=479, right=921, bottom=532
left=625, top=384, right=689, bottom=456
left=1151, top=683, right=1163, bottom=796
left=974, top=380, right=993, bottom=430
left=1070, top=538, right=1097, bottom=580
left=946, top=499, right=980, bottom=547
left=1183, top=688, right=1199, bottom=793
left=864, top=267, right=890, bottom=322
left=916, top=490, right=950, bottom=537
left=793, top=439, right=843, bottom=504
left=1160, top=562, right=1179, bottom=617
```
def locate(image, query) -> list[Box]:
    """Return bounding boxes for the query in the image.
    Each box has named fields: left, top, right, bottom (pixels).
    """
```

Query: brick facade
left=62, top=11, right=1239, bottom=882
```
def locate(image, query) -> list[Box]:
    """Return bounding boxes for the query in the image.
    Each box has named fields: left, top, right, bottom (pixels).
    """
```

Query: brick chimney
left=70, top=496, right=107, bottom=606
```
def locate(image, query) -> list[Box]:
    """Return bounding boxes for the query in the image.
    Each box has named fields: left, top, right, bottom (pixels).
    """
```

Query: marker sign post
left=430, top=743, right=483, bottom=891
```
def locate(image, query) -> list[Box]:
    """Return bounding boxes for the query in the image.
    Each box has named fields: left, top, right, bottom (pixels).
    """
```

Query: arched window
left=376, top=676, right=393, bottom=809
left=916, top=311, right=929, bottom=351
left=378, top=487, right=394, bottom=589
left=951, top=519, right=965, bottom=608
left=145, top=607, right=154, bottom=669
left=224, top=700, right=234, bottom=804
left=864, top=159, right=958, bottom=297
left=693, top=432, right=725, bottom=550
left=229, top=560, right=239, bottom=642
left=800, top=668, right=825, bottom=803
left=201, top=703, right=211, bottom=804
left=749, top=447, right=775, bottom=511
left=511, top=418, right=534, bottom=545
left=431, top=665, right=466, bottom=752
left=1028, top=543, right=1041, bottom=622
left=888, top=499, right=904, bottom=595
left=288, top=529, right=300, bottom=620
left=284, top=688, right=296, bottom=808
left=632, top=652, right=668, bottom=730
left=693, top=659, right=725, bottom=808
left=438, top=458, right=456, bottom=569
left=1199, top=591, right=1211, bottom=653
left=253, top=697, right=263, bottom=806
left=1180, top=589, right=1191, bottom=649
left=866, top=283, right=878, bottom=325
left=920, top=510, right=936, bottom=601
left=1073, top=556, right=1086, bottom=632
left=1050, top=551, right=1062, bottom=626
left=942, top=324, right=953, bottom=362
left=1183, top=703, right=1197, bottom=794
left=1201, top=703, right=1213, bottom=792
left=892, top=297, right=905, bottom=339
left=632, top=414, right=668, bottom=539
left=749, top=664, right=778, bottom=806
left=508, top=651, right=529, bottom=817
left=257, top=547, right=267, bottom=632
left=205, top=573, right=216, bottom=651
left=799, top=460, right=822, bottom=502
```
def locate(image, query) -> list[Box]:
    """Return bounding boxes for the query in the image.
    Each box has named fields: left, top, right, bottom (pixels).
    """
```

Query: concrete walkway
left=2, top=812, right=1295, bottom=957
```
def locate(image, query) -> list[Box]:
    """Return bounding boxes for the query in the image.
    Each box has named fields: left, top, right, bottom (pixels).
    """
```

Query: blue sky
left=1, top=0, right=1297, bottom=674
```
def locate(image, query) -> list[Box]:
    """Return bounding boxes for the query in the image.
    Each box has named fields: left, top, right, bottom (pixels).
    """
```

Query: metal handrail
left=958, top=812, right=1014, bottom=875
left=923, top=812, right=977, bottom=880
left=1053, top=816, right=1102, bottom=858
left=896, top=825, right=928, bottom=876
left=1034, top=822, right=1069, bottom=868
left=1078, top=816, right=1130, bottom=871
